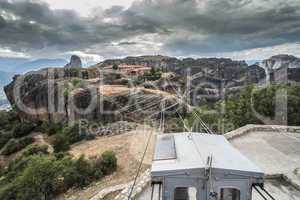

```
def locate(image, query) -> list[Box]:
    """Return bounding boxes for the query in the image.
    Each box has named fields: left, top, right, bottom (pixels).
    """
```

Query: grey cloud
left=1, top=0, right=300, bottom=58
left=118, top=41, right=138, bottom=45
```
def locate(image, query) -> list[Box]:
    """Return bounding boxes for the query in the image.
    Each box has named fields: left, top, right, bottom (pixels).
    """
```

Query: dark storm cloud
left=0, top=0, right=163, bottom=52
left=123, top=0, right=300, bottom=54
left=1, top=0, right=300, bottom=56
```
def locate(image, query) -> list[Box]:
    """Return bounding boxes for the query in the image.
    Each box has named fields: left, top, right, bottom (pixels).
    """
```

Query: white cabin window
left=219, top=188, right=240, bottom=200
left=174, top=187, right=197, bottom=200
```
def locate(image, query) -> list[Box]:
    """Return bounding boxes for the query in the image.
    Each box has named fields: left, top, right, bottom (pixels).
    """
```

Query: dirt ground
left=59, top=124, right=157, bottom=200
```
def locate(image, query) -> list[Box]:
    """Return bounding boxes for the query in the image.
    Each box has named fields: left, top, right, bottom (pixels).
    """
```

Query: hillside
left=1, top=54, right=300, bottom=199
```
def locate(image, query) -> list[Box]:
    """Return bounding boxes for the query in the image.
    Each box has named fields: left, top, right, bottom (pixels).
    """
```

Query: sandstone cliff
left=4, top=66, right=180, bottom=123
left=64, top=55, right=82, bottom=68
left=260, top=54, right=300, bottom=83
left=4, top=55, right=271, bottom=123
left=97, top=55, right=266, bottom=87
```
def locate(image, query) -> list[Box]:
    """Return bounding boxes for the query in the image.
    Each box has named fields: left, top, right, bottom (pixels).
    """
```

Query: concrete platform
left=229, top=129, right=300, bottom=199
left=230, top=131, right=300, bottom=176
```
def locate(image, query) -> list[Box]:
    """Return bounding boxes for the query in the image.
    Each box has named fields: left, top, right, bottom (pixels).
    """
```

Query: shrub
left=0, top=131, right=12, bottom=150
left=14, top=155, right=62, bottom=200
left=22, top=144, right=49, bottom=157
left=48, top=123, right=63, bottom=135
left=0, top=111, right=19, bottom=131
left=100, top=151, right=117, bottom=175
left=4, top=153, right=33, bottom=181
left=72, top=155, right=94, bottom=187
left=0, top=183, right=17, bottom=200
left=0, top=111, right=10, bottom=128
left=61, top=155, right=94, bottom=188
left=36, top=122, right=63, bottom=135
left=54, top=152, right=71, bottom=160
left=62, top=123, right=84, bottom=144
left=1, top=137, right=34, bottom=156
left=12, top=123, right=35, bottom=138
left=52, top=134, right=70, bottom=153
left=52, top=122, right=93, bottom=153
left=0, top=151, right=118, bottom=199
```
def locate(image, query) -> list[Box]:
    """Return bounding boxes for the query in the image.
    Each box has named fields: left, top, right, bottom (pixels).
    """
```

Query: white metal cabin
left=151, top=133, right=264, bottom=200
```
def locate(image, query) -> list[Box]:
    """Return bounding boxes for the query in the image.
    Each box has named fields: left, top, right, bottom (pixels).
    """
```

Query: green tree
left=52, top=134, right=70, bottom=153
left=14, top=156, right=61, bottom=200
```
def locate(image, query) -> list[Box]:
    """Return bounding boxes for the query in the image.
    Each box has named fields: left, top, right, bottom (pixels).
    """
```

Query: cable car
left=151, top=133, right=267, bottom=200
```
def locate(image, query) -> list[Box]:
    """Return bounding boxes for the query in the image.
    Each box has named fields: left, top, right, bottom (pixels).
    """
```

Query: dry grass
left=59, top=124, right=157, bottom=200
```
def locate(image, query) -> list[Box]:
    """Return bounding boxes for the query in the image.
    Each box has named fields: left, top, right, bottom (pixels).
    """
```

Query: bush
left=0, top=183, right=17, bottom=200
left=0, top=151, right=118, bottom=199
left=52, top=134, right=70, bottom=153
left=54, top=152, right=70, bottom=160
left=14, top=155, right=62, bottom=200
left=62, top=123, right=84, bottom=144
left=52, top=122, right=93, bottom=153
left=0, top=111, right=19, bottom=131
left=22, top=144, right=49, bottom=157
left=1, top=137, right=34, bottom=156
left=100, top=151, right=117, bottom=175
left=12, top=123, right=35, bottom=138
left=0, top=131, right=12, bottom=150
left=72, top=155, right=94, bottom=187
left=36, top=122, right=63, bottom=135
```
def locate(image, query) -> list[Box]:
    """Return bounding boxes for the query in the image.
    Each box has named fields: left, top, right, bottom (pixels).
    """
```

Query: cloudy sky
left=1, top=0, right=300, bottom=62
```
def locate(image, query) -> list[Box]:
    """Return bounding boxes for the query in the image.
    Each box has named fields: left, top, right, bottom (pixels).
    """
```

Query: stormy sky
left=1, top=0, right=300, bottom=62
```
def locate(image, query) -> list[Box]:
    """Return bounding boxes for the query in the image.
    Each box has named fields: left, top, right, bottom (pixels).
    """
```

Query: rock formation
left=260, top=55, right=300, bottom=83
left=4, top=66, right=180, bottom=123
left=4, top=55, right=281, bottom=123
left=64, top=55, right=82, bottom=68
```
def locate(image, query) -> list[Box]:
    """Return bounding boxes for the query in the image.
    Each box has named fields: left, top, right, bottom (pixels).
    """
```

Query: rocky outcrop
left=98, top=56, right=266, bottom=87
left=261, top=55, right=300, bottom=70
left=64, top=55, right=82, bottom=68
left=245, top=64, right=266, bottom=85
left=4, top=55, right=269, bottom=122
left=98, top=56, right=266, bottom=106
left=260, top=55, right=300, bottom=83
left=4, top=67, right=180, bottom=123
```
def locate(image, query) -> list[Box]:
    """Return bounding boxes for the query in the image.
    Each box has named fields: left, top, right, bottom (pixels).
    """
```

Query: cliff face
left=4, top=67, right=99, bottom=122
left=260, top=55, right=300, bottom=82
left=98, top=55, right=266, bottom=87
left=4, top=66, right=180, bottom=123
left=64, top=55, right=82, bottom=68
left=4, top=55, right=270, bottom=123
